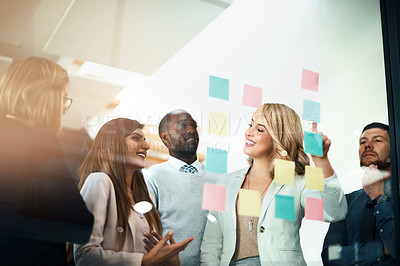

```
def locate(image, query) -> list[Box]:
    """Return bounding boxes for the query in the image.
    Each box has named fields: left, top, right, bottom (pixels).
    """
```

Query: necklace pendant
left=248, top=220, right=253, bottom=232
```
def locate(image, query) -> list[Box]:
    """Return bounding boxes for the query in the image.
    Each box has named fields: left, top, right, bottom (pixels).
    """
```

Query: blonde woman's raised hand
left=309, top=123, right=334, bottom=178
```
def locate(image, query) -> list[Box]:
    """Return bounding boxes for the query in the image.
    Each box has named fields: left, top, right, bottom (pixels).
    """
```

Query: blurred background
left=0, top=0, right=388, bottom=264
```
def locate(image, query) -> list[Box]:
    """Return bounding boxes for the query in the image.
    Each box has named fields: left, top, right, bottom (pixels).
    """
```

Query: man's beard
left=360, top=157, right=391, bottom=170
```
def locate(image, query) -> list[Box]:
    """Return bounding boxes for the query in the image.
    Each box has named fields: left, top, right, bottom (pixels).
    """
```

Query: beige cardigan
left=74, top=172, right=153, bottom=266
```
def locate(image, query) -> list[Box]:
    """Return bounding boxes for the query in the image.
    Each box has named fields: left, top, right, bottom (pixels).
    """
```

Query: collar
left=384, top=178, right=392, bottom=198
left=168, top=156, right=204, bottom=174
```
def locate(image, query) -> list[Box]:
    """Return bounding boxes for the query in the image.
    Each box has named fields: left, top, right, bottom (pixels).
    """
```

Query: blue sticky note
left=303, top=99, right=320, bottom=123
left=304, top=131, right=323, bottom=156
left=275, top=194, right=295, bottom=221
left=205, top=147, right=228, bottom=174
left=209, top=75, right=229, bottom=101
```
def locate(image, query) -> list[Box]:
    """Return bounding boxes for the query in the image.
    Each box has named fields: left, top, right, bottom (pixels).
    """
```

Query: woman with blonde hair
left=201, top=103, right=347, bottom=265
left=0, top=57, right=94, bottom=265
left=74, top=118, right=193, bottom=266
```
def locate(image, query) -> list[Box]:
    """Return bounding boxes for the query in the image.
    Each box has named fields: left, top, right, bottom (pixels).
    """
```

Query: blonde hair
left=250, top=103, right=310, bottom=177
left=78, top=118, right=162, bottom=251
left=0, top=56, right=69, bottom=135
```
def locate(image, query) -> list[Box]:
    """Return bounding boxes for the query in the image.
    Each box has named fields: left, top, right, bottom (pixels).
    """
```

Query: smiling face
left=162, top=112, right=199, bottom=161
left=243, top=109, right=273, bottom=161
left=359, top=128, right=390, bottom=170
left=125, top=128, right=150, bottom=170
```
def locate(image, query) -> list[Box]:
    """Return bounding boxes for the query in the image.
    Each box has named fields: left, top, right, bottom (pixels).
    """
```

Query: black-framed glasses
left=64, top=97, right=73, bottom=112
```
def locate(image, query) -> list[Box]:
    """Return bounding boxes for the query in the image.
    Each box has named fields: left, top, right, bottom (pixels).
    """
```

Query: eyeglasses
left=64, top=97, right=73, bottom=112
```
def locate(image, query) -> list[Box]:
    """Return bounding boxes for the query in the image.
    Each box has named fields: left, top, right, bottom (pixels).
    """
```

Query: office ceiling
left=0, top=0, right=231, bottom=75
left=0, top=0, right=232, bottom=130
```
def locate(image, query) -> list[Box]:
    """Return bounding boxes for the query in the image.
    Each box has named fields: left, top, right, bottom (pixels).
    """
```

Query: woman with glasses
left=74, top=118, right=193, bottom=266
left=0, top=57, right=94, bottom=265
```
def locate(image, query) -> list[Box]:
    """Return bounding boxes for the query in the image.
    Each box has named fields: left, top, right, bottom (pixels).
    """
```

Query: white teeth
left=246, top=140, right=255, bottom=145
left=137, top=153, right=146, bottom=158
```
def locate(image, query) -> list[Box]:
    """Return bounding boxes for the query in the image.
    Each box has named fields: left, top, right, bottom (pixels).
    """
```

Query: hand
left=143, top=232, right=161, bottom=252
left=144, top=232, right=181, bottom=266
left=384, top=244, right=391, bottom=257
left=308, top=123, right=334, bottom=178
left=362, top=165, right=385, bottom=200
left=142, top=231, right=193, bottom=266
left=310, top=123, right=331, bottom=160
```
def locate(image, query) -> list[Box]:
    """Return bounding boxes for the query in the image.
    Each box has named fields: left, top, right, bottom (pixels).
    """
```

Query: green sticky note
left=303, top=99, right=320, bottom=123
left=209, top=75, right=229, bottom=100
left=205, top=147, right=228, bottom=174
left=237, top=189, right=262, bottom=217
left=275, top=194, right=295, bottom=221
left=304, top=131, right=323, bottom=156
left=274, top=159, right=295, bottom=185
left=305, top=166, right=324, bottom=191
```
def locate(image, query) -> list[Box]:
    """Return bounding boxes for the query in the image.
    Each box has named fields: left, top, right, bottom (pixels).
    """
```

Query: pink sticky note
left=305, top=197, right=324, bottom=221
left=202, top=183, right=226, bottom=212
left=242, top=84, right=262, bottom=109
left=301, top=69, right=319, bottom=92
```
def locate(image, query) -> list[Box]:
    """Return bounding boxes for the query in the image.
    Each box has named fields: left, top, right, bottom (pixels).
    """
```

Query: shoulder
left=144, top=162, right=174, bottom=179
left=346, top=188, right=365, bottom=202
left=81, top=172, right=114, bottom=193
left=217, top=168, right=248, bottom=185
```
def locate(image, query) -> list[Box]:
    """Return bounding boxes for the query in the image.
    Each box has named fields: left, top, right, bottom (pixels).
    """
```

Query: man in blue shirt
left=144, top=110, right=218, bottom=266
left=322, top=122, right=396, bottom=265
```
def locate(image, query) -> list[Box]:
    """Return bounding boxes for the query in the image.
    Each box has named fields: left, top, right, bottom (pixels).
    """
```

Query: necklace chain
left=246, top=172, right=272, bottom=232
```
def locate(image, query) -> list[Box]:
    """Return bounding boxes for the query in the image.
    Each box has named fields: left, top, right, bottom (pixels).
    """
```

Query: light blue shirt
left=144, top=157, right=219, bottom=266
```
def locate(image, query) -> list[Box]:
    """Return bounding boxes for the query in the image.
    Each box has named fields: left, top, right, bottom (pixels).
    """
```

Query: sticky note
left=202, top=183, right=226, bottom=212
left=328, top=244, right=342, bottom=261
left=304, top=131, right=323, bottom=156
left=237, top=189, right=261, bottom=217
left=208, top=112, right=228, bottom=136
left=209, top=75, right=229, bottom=100
left=302, top=99, right=320, bottom=123
left=305, top=166, right=324, bottom=191
left=205, top=147, right=228, bottom=174
left=242, top=84, right=262, bottom=109
left=305, top=197, right=324, bottom=221
left=301, top=68, right=319, bottom=92
left=274, top=159, right=295, bottom=185
left=275, top=194, right=295, bottom=221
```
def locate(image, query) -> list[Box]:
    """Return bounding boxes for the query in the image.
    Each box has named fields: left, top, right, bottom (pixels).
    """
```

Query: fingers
left=177, top=238, right=194, bottom=249
left=369, top=164, right=378, bottom=169
left=157, top=231, right=173, bottom=247
left=164, top=238, right=194, bottom=258
left=312, top=122, right=317, bottom=132
left=169, top=235, right=176, bottom=244
left=151, top=231, right=163, bottom=241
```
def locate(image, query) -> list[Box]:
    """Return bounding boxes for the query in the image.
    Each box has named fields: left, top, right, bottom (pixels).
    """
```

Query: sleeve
left=143, top=169, right=159, bottom=208
left=301, top=172, right=347, bottom=222
left=200, top=210, right=224, bottom=266
left=374, top=200, right=396, bottom=259
left=27, top=131, right=94, bottom=244
left=321, top=219, right=386, bottom=265
left=74, top=173, right=144, bottom=266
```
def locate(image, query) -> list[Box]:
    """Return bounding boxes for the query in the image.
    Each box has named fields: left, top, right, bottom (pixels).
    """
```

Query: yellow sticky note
left=274, top=159, right=295, bottom=185
left=305, top=165, right=324, bottom=191
left=208, top=112, right=228, bottom=136
left=237, top=189, right=261, bottom=217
